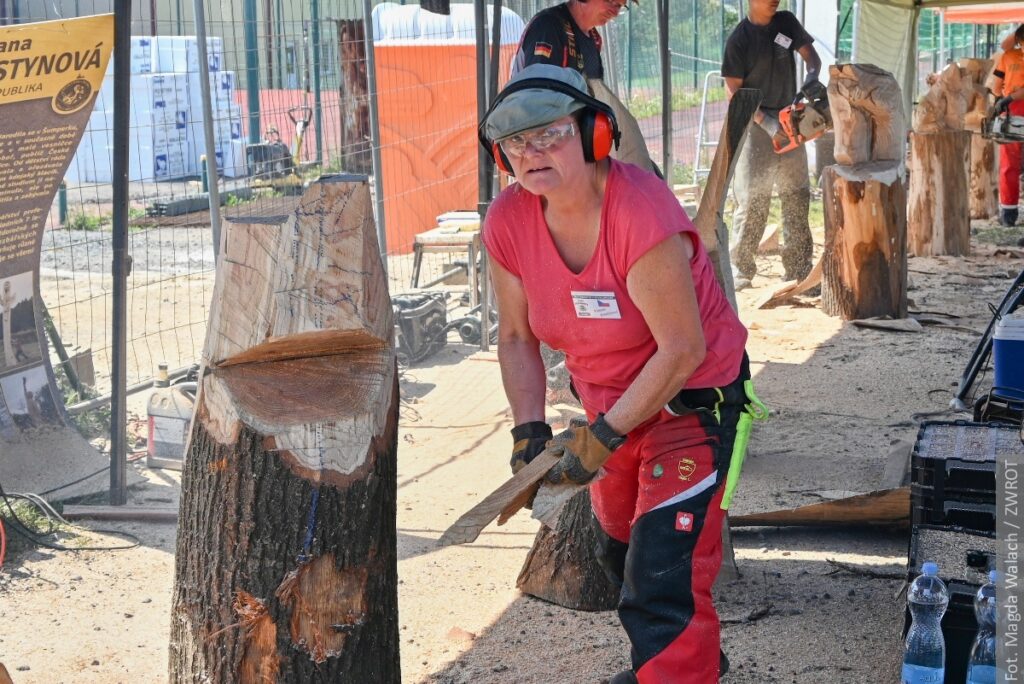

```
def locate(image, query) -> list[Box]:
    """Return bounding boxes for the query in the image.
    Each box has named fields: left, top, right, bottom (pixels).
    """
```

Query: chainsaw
left=982, top=110, right=1024, bottom=144
left=772, top=82, right=832, bottom=155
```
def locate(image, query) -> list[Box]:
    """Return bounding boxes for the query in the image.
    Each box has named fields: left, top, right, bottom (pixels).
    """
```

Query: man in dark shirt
left=721, top=0, right=821, bottom=289
left=513, top=0, right=629, bottom=79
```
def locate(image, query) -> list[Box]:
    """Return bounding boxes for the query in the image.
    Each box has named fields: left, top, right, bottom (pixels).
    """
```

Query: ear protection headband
left=478, top=77, right=620, bottom=175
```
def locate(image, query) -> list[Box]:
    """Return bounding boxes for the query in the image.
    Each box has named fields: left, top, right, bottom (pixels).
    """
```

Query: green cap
left=482, top=64, right=590, bottom=142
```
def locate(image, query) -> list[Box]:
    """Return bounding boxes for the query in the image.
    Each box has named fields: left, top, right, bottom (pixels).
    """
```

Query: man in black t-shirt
left=721, top=0, right=821, bottom=289
left=513, top=0, right=629, bottom=79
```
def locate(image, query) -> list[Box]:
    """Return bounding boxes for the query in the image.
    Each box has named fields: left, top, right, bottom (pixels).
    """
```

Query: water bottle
left=966, top=571, right=998, bottom=684
left=902, top=561, right=949, bottom=684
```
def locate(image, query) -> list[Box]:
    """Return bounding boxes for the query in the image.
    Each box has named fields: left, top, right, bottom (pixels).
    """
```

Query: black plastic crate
left=907, top=524, right=995, bottom=587
left=909, top=421, right=1023, bottom=532
left=910, top=490, right=997, bottom=532
left=905, top=525, right=995, bottom=683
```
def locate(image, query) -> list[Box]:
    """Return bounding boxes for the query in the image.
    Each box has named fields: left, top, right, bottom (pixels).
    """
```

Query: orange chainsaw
left=772, top=82, right=832, bottom=155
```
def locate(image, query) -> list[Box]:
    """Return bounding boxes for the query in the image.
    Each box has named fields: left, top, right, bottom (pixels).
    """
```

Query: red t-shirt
left=483, top=159, right=748, bottom=415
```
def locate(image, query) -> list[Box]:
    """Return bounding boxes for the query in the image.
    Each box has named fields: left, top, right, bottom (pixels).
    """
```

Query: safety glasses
left=499, top=121, right=576, bottom=157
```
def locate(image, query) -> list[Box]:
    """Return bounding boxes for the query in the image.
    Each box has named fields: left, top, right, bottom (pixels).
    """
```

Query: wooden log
left=828, top=64, right=905, bottom=165
left=908, top=130, right=971, bottom=257
left=169, top=177, right=399, bottom=683
left=516, top=490, right=619, bottom=611
left=821, top=163, right=908, bottom=320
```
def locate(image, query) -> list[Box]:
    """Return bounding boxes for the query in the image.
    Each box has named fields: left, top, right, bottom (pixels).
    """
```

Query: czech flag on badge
left=533, top=42, right=553, bottom=59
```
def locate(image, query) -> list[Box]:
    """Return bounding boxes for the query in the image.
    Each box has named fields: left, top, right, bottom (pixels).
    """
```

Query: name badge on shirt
left=571, top=291, right=621, bottom=319
left=774, top=33, right=792, bottom=49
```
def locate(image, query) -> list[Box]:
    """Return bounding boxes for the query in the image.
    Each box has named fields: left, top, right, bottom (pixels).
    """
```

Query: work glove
left=758, top=113, right=781, bottom=138
left=801, top=78, right=827, bottom=103
left=995, top=95, right=1013, bottom=115
left=510, top=421, right=552, bottom=475
left=546, top=414, right=626, bottom=485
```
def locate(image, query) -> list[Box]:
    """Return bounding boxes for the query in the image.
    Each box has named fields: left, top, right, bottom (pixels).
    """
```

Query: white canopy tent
left=854, top=0, right=1022, bottom=118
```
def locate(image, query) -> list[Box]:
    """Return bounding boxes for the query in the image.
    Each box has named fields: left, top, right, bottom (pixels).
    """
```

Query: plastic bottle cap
left=922, top=561, right=938, bottom=576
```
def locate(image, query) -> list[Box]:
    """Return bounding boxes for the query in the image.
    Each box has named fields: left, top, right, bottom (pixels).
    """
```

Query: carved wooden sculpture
left=822, top=64, right=907, bottom=320
left=961, top=57, right=998, bottom=220
left=908, top=62, right=972, bottom=256
left=169, top=177, right=399, bottom=682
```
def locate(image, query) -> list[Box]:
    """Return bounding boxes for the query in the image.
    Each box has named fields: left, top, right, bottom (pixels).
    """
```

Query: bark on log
left=821, top=163, right=908, bottom=320
left=908, top=130, right=971, bottom=257
left=516, top=489, right=619, bottom=611
left=169, top=177, right=399, bottom=683
left=828, top=64, right=905, bottom=165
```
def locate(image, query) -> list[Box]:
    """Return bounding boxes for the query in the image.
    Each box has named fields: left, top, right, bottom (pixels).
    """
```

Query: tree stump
left=907, top=63, right=973, bottom=256
left=169, top=177, right=399, bottom=683
left=516, top=490, right=619, bottom=611
left=821, top=163, right=907, bottom=320
left=908, top=130, right=971, bottom=256
left=823, top=64, right=907, bottom=320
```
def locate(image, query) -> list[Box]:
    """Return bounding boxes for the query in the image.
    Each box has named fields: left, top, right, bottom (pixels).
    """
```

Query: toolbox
left=909, top=421, right=1022, bottom=533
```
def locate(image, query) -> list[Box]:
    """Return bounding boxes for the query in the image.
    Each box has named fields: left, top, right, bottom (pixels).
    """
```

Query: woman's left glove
left=546, top=414, right=626, bottom=485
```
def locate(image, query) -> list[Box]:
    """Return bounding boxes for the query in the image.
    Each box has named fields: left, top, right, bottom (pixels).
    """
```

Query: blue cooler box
left=993, top=313, right=1024, bottom=401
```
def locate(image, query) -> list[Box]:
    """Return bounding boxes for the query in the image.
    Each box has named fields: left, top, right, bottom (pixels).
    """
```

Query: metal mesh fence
left=4, top=0, right=1015, bottom=411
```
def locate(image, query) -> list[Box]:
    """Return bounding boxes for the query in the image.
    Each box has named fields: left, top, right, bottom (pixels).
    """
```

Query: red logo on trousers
left=675, top=512, right=694, bottom=532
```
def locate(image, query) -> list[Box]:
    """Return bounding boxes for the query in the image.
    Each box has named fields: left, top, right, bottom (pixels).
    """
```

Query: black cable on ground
left=38, top=465, right=110, bottom=497
left=0, top=478, right=141, bottom=553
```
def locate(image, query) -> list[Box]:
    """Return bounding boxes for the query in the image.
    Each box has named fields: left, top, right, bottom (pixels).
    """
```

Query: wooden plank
left=693, top=88, right=762, bottom=251
left=438, top=450, right=560, bottom=547
left=62, top=505, right=178, bottom=522
left=730, top=487, right=910, bottom=528
left=693, top=88, right=762, bottom=309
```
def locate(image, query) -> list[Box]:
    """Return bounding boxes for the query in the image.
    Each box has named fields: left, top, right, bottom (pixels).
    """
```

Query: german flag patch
left=533, top=42, right=553, bottom=59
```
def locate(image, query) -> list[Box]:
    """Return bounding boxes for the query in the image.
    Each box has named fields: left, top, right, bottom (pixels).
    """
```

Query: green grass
left=53, top=363, right=110, bottom=441
left=974, top=223, right=1024, bottom=248
left=65, top=211, right=109, bottom=231
left=627, top=86, right=728, bottom=120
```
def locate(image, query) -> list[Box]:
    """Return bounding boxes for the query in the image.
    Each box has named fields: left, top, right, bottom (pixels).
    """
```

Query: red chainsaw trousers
left=590, top=403, right=740, bottom=684
left=999, top=100, right=1024, bottom=208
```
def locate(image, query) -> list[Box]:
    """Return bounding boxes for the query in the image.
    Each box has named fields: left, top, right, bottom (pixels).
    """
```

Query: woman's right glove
left=545, top=414, right=626, bottom=485
left=996, top=95, right=1014, bottom=115
left=510, top=421, right=553, bottom=474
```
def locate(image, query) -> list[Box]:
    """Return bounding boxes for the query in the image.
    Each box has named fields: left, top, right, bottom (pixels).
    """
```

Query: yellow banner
left=0, top=14, right=113, bottom=113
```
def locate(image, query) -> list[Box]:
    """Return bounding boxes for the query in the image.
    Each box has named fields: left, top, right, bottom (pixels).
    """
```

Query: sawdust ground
left=1, top=221, right=1020, bottom=683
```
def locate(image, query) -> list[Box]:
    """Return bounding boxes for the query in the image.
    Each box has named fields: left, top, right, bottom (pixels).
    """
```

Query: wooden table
left=411, top=224, right=481, bottom=307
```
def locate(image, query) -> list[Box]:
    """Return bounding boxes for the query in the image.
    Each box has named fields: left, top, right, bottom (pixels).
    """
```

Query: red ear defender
left=590, top=111, right=615, bottom=162
left=492, top=142, right=513, bottom=175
